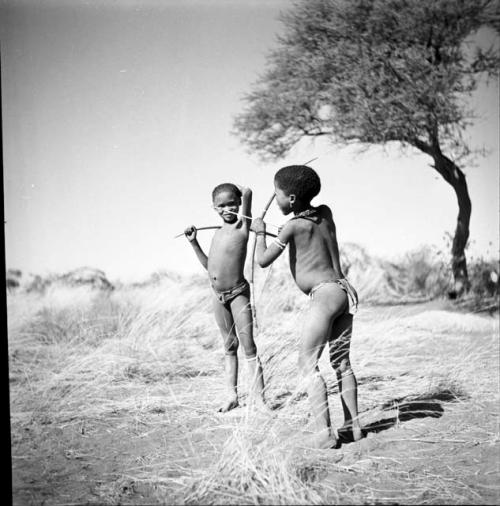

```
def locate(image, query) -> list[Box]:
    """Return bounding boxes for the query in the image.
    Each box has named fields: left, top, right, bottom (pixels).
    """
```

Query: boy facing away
left=184, top=183, right=266, bottom=413
left=253, top=165, right=363, bottom=449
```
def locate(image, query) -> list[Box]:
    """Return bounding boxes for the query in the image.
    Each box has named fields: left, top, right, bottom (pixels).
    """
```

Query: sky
left=1, top=0, right=499, bottom=282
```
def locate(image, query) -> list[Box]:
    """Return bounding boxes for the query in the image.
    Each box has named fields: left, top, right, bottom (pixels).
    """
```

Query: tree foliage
left=234, top=0, right=499, bottom=294
left=234, top=0, right=499, bottom=161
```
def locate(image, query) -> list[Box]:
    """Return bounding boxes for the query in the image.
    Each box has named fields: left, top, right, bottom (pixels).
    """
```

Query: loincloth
left=212, top=279, right=250, bottom=305
left=309, top=278, right=359, bottom=315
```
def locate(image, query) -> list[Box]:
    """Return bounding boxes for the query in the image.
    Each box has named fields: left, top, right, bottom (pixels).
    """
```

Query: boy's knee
left=245, top=354, right=261, bottom=367
left=238, top=333, right=256, bottom=358
left=224, top=335, right=239, bottom=355
left=242, top=343, right=257, bottom=359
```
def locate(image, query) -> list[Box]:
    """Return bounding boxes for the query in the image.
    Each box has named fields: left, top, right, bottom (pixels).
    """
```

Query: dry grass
left=8, top=256, right=500, bottom=505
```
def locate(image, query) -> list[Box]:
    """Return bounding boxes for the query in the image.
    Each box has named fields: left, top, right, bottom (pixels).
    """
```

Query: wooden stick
left=253, top=230, right=277, bottom=238
left=303, top=157, right=318, bottom=165
left=250, top=193, right=276, bottom=331
left=174, top=226, right=220, bottom=238
left=174, top=227, right=277, bottom=239
left=214, top=208, right=281, bottom=229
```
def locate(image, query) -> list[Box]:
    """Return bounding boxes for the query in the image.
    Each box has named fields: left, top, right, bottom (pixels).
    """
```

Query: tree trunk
left=432, top=152, right=472, bottom=297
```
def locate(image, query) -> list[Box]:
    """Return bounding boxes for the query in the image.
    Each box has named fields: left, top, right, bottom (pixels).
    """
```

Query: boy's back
left=280, top=205, right=343, bottom=294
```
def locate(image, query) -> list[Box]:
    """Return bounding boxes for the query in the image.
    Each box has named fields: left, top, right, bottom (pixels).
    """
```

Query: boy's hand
left=184, top=225, right=197, bottom=242
left=252, top=217, right=266, bottom=234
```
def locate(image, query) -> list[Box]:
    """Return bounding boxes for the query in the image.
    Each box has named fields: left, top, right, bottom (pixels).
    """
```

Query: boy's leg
left=329, top=311, right=363, bottom=441
left=230, top=294, right=266, bottom=407
left=212, top=294, right=239, bottom=412
left=299, top=284, right=346, bottom=448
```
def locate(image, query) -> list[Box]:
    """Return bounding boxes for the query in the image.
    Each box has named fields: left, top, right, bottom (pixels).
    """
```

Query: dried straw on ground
left=8, top=257, right=500, bottom=505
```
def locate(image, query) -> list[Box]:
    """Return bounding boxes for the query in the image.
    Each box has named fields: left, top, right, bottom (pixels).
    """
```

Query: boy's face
left=213, top=190, right=240, bottom=223
left=274, top=182, right=293, bottom=215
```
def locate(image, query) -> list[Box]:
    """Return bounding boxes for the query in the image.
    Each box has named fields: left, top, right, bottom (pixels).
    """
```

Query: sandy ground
left=9, top=300, right=500, bottom=505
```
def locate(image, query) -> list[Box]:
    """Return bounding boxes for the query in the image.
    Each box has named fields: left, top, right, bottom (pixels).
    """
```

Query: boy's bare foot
left=338, top=422, right=365, bottom=442
left=303, top=429, right=339, bottom=450
left=248, top=397, right=274, bottom=415
left=218, top=397, right=239, bottom=413
left=351, top=424, right=364, bottom=442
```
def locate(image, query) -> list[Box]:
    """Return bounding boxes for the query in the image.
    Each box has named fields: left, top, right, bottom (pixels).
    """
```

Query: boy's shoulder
left=316, top=204, right=332, bottom=215
left=315, top=204, right=335, bottom=223
left=281, top=205, right=333, bottom=234
left=291, top=205, right=333, bottom=223
left=278, top=216, right=300, bottom=238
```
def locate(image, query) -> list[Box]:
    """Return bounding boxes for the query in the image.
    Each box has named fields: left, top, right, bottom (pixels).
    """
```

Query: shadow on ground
left=337, top=388, right=467, bottom=445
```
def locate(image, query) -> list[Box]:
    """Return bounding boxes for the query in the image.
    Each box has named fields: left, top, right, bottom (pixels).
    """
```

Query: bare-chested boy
left=184, top=183, right=266, bottom=412
left=253, top=165, right=362, bottom=448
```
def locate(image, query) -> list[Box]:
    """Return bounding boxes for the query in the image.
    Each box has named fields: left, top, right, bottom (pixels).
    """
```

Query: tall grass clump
left=8, top=273, right=222, bottom=426
left=463, top=257, right=500, bottom=311
left=184, top=415, right=332, bottom=505
left=392, top=246, right=451, bottom=298
left=340, top=243, right=499, bottom=308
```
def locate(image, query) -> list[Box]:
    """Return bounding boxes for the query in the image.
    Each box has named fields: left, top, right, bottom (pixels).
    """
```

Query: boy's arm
left=236, top=184, right=252, bottom=228
left=322, top=206, right=358, bottom=308
left=329, top=224, right=344, bottom=276
left=254, top=219, right=292, bottom=268
left=184, top=226, right=208, bottom=270
left=320, top=206, right=344, bottom=277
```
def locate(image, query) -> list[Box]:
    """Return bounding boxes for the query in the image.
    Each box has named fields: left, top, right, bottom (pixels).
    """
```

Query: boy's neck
left=292, top=202, right=314, bottom=215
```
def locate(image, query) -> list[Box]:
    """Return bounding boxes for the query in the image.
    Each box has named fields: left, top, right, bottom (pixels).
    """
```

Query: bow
left=250, top=192, right=275, bottom=331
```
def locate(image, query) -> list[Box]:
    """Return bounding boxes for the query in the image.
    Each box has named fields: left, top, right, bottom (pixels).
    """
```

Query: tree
left=234, top=0, right=499, bottom=296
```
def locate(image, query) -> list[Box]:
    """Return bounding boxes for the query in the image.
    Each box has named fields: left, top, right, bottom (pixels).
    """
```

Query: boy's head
left=274, top=165, right=321, bottom=214
left=212, top=183, right=242, bottom=223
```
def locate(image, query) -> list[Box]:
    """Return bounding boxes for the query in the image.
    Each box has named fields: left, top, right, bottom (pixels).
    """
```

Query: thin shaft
left=174, top=227, right=277, bottom=239
left=217, top=208, right=280, bottom=229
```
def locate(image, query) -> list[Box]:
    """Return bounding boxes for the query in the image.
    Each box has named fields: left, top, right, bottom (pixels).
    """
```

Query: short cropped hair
left=274, top=165, right=321, bottom=202
left=212, top=183, right=242, bottom=202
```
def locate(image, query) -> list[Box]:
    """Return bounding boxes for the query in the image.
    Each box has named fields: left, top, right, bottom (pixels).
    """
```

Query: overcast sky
left=2, top=0, right=499, bottom=281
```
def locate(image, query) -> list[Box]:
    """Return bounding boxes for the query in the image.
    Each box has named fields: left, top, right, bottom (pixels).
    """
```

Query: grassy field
left=7, top=249, right=500, bottom=505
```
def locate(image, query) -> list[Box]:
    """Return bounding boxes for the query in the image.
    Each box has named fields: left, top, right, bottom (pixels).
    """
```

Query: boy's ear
left=289, top=194, right=296, bottom=205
